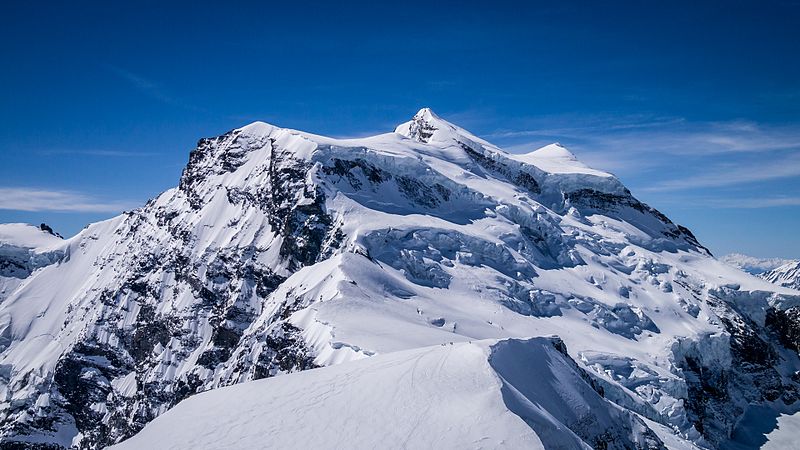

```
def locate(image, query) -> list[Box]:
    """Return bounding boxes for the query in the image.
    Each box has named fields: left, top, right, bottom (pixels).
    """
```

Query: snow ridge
left=112, top=338, right=663, bottom=450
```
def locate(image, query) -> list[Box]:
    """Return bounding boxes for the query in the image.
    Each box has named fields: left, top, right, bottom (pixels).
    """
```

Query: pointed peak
left=394, top=108, right=501, bottom=152
left=414, top=107, right=441, bottom=121
left=395, top=108, right=453, bottom=143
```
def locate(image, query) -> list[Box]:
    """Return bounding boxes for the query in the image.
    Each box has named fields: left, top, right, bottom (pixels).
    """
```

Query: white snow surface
left=1, top=108, right=799, bottom=449
left=0, top=223, right=63, bottom=250
left=111, top=338, right=658, bottom=450
left=760, top=412, right=800, bottom=449
left=513, top=143, right=612, bottom=177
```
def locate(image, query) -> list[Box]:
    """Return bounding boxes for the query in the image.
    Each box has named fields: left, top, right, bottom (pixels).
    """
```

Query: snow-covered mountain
left=761, top=261, right=800, bottom=290
left=2, top=108, right=800, bottom=449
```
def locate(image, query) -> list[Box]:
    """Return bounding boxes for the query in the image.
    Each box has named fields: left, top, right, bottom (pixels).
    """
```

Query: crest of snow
left=111, top=338, right=661, bottom=450
left=0, top=223, right=63, bottom=251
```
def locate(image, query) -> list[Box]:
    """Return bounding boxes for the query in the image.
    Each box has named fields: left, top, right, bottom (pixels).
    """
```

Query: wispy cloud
left=36, top=149, right=159, bottom=157
left=0, top=188, right=140, bottom=213
left=491, top=116, right=800, bottom=157
left=478, top=112, right=800, bottom=198
left=105, top=65, right=206, bottom=112
left=644, top=153, right=800, bottom=191
left=486, top=116, right=687, bottom=140
left=653, top=193, right=800, bottom=209
left=708, top=196, right=800, bottom=208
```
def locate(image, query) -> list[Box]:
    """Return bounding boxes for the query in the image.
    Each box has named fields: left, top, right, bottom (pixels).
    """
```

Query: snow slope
left=112, top=337, right=663, bottom=450
left=1, top=109, right=800, bottom=449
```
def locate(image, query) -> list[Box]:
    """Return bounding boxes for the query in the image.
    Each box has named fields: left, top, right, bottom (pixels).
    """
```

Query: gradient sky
left=1, top=1, right=799, bottom=257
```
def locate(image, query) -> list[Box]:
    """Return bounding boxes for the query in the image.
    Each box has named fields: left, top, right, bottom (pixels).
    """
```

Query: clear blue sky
left=1, top=1, right=799, bottom=258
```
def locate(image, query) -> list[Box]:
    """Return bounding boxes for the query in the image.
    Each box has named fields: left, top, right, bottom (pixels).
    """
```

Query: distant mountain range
left=720, top=253, right=796, bottom=275
left=761, top=261, right=800, bottom=290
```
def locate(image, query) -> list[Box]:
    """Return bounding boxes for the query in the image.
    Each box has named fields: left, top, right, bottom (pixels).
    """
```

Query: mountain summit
left=1, top=110, right=799, bottom=449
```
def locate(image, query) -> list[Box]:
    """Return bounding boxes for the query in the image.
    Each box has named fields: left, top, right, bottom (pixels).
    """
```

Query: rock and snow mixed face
left=761, top=261, right=800, bottom=290
left=0, top=108, right=799, bottom=449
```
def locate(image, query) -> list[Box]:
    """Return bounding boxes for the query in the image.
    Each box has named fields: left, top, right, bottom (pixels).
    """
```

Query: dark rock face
left=264, top=146, right=336, bottom=270
left=321, top=157, right=391, bottom=189
left=38, top=224, right=61, bottom=238
left=2, top=244, right=306, bottom=449
left=321, top=156, right=453, bottom=210
left=53, top=343, right=136, bottom=447
left=766, top=307, right=800, bottom=354
left=676, top=292, right=799, bottom=446
left=460, top=143, right=542, bottom=194
left=405, top=114, right=437, bottom=143
left=395, top=176, right=451, bottom=208
left=0, top=133, right=344, bottom=449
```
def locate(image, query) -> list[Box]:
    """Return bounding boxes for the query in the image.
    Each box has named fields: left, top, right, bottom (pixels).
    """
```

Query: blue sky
left=1, top=1, right=799, bottom=257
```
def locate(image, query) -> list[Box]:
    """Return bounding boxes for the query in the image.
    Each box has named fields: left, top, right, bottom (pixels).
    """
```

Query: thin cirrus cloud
left=487, top=114, right=800, bottom=195
left=0, top=187, right=140, bottom=213
left=653, top=194, right=800, bottom=209
left=708, top=196, right=800, bottom=209
left=36, top=149, right=159, bottom=157
left=105, top=65, right=206, bottom=112
left=643, top=153, right=800, bottom=192
left=492, top=116, right=800, bottom=157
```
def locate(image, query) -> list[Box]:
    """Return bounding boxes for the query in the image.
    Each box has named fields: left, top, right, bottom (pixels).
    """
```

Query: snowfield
left=112, top=338, right=663, bottom=450
left=1, top=108, right=799, bottom=449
